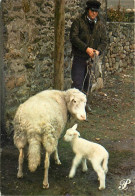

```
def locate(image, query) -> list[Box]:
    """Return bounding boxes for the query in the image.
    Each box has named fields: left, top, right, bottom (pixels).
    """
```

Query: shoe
left=86, top=104, right=92, bottom=113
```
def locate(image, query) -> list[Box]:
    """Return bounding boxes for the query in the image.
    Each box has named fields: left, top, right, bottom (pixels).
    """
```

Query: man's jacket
left=70, top=13, right=107, bottom=58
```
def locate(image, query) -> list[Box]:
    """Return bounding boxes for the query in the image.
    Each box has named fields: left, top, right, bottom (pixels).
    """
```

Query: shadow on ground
left=1, top=66, right=135, bottom=196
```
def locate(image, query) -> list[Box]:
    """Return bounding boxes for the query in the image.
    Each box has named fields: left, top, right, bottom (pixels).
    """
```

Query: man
left=70, top=0, right=107, bottom=111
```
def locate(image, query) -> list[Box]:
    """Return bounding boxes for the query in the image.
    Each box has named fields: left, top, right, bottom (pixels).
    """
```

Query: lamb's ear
left=73, top=131, right=80, bottom=137
left=72, top=124, right=78, bottom=130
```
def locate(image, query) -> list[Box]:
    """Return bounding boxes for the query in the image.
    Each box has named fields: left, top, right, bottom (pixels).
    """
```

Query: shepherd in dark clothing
left=70, top=0, right=107, bottom=111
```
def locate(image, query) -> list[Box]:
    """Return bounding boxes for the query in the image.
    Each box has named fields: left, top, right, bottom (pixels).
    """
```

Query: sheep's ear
left=70, top=95, right=74, bottom=102
left=72, top=124, right=78, bottom=130
left=70, top=96, right=77, bottom=103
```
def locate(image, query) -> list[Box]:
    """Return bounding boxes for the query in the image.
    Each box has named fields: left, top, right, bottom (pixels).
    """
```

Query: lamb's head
left=65, top=88, right=87, bottom=121
left=64, top=124, right=80, bottom=142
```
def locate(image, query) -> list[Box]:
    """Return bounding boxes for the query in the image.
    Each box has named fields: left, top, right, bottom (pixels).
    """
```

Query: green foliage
left=107, top=7, right=134, bottom=22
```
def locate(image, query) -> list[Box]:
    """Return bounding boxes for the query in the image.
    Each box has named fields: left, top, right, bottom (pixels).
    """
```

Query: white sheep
left=13, top=88, right=87, bottom=189
left=64, top=124, right=109, bottom=190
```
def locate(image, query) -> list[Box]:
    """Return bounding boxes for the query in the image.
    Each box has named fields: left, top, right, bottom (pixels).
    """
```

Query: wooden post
left=54, top=0, right=65, bottom=90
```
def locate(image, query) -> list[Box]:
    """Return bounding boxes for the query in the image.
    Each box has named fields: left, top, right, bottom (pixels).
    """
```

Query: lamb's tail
left=28, top=133, right=41, bottom=172
left=102, top=153, right=109, bottom=174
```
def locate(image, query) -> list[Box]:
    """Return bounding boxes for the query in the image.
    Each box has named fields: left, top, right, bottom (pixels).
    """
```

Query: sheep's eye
left=73, top=100, right=76, bottom=103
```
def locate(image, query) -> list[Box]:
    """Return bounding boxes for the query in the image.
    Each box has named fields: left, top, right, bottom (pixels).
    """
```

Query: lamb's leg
left=69, top=155, right=82, bottom=178
left=43, top=152, right=50, bottom=189
left=82, top=158, right=88, bottom=172
left=91, top=159, right=106, bottom=190
left=17, top=148, right=24, bottom=178
left=54, top=148, right=61, bottom=165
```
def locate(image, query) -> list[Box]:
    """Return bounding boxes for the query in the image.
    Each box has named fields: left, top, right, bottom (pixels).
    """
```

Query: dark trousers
left=71, top=56, right=91, bottom=94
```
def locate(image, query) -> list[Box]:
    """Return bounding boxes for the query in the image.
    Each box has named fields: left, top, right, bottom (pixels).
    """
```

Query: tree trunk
left=0, top=3, right=7, bottom=143
left=54, top=0, right=65, bottom=90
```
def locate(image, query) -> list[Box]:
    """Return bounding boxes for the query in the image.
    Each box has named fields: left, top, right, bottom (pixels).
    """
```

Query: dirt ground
left=1, top=66, right=135, bottom=196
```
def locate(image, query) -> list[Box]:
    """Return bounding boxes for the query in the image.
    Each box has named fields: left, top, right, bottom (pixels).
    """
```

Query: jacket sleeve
left=70, top=19, right=88, bottom=52
left=97, top=23, right=108, bottom=54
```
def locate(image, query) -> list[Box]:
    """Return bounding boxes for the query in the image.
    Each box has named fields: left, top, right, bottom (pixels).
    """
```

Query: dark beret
left=86, top=0, right=101, bottom=11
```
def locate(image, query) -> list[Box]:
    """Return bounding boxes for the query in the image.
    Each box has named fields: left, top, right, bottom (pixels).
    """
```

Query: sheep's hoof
left=69, top=174, right=74, bottom=179
left=98, top=186, right=105, bottom=190
left=82, top=168, right=88, bottom=172
left=43, top=183, right=49, bottom=189
left=55, top=159, right=61, bottom=165
left=17, top=172, right=23, bottom=178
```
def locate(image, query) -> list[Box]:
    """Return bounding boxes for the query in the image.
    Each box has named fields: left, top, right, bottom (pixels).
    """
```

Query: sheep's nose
left=81, top=115, right=86, bottom=120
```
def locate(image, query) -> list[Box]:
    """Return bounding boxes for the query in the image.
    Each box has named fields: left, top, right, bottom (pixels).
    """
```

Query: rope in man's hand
left=82, top=52, right=101, bottom=97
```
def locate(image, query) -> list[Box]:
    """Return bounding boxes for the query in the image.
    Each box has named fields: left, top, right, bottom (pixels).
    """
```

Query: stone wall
left=2, top=0, right=55, bottom=134
left=105, top=22, right=134, bottom=74
left=1, top=0, right=134, bottom=135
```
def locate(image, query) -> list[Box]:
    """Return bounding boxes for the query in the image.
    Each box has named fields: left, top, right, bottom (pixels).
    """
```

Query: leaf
left=95, top=138, right=100, bottom=141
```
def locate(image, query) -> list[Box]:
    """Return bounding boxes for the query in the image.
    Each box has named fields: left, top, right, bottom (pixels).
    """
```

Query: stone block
left=16, top=75, right=26, bottom=87
left=6, top=78, right=15, bottom=90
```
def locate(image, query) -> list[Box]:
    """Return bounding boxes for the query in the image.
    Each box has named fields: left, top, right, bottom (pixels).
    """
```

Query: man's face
left=88, top=9, right=98, bottom=20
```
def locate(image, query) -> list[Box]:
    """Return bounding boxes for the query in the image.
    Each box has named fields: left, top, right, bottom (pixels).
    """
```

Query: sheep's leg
left=69, top=155, right=82, bottom=178
left=43, top=152, right=50, bottom=189
left=102, top=157, right=108, bottom=174
left=91, top=159, right=105, bottom=190
left=82, top=158, right=88, bottom=172
left=17, top=148, right=24, bottom=178
left=54, top=148, right=61, bottom=165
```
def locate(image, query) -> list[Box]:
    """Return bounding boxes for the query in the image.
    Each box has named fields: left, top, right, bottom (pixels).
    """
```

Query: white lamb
left=13, top=88, right=87, bottom=189
left=64, top=124, right=109, bottom=190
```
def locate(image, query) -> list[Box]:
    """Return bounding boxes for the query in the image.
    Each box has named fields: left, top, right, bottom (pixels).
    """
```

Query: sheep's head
left=65, top=88, right=87, bottom=121
left=64, top=124, right=80, bottom=142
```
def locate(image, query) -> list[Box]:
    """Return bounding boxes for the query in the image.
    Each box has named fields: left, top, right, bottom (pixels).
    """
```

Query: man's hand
left=86, top=48, right=100, bottom=58
left=86, top=47, right=94, bottom=58
left=94, top=49, right=100, bottom=56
